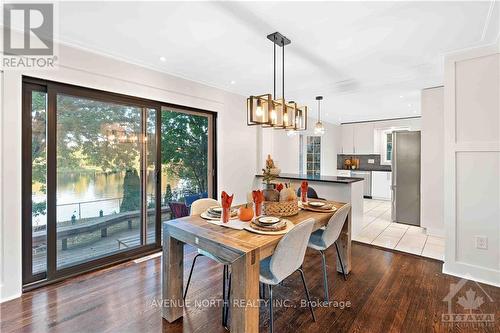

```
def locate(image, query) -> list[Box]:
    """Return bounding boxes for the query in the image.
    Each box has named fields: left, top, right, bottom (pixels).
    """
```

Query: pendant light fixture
left=314, top=96, right=325, bottom=136
left=247, top=32, right=308, bottom=131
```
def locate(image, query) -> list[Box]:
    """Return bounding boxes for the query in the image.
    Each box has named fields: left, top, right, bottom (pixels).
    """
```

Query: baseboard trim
left=443, top=263, right=500, bottom=287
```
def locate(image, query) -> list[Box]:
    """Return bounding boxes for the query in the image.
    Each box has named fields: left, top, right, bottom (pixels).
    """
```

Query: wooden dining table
left=161, top=200, right=351, bottom=333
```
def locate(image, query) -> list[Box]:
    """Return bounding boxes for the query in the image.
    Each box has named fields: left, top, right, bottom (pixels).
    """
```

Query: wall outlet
left=368, top=159, right=375, bottom=164
left=475, top=236, right=488, bottom=250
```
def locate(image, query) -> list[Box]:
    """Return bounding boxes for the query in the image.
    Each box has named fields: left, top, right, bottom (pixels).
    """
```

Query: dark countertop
left=339, top=168, right=392, bottom=172
left=256, top=173, right=364, bottom=184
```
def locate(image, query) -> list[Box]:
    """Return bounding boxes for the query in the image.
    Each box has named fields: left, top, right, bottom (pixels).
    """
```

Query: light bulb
left=256, top=105, right=263, bottom=117
left=270, top=109, right=277, bottom=121
left=314, top=121, right=325, bottom=136
left=283, top=112, right=288, bottom=124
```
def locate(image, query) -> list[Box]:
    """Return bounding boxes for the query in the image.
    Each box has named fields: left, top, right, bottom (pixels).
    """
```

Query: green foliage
left=164, top=184, right=173, bottom=203
left=161, top=111, right=208, bottom=194
left=120, top=168, right=141, bottom=212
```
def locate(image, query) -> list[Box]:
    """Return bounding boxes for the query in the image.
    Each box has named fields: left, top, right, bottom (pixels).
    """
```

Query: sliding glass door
left=23, top=78, right=217, bottom=288
left=23, top=79, right=162, bottom=286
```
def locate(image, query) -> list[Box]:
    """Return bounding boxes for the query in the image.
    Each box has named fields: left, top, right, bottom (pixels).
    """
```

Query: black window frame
left=22, top=76, right=217, bottom=290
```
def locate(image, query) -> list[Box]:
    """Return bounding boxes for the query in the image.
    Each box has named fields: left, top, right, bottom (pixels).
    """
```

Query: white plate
left=209, top=206, right=222, bottom=213
left=244, top=220, right=294, bottom=235
left=258, top=216, right=281, bottom=225
left=201, top=211, right=238, bottom=221
left=309, top=201, right=326, bottom=207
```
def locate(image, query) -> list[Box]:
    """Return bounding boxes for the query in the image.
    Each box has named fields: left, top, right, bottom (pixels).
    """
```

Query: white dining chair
left=307, top=203, right=350, bottom=302
left=259, top=218, right=317, bottom=333
left=185, top=198, right=231, bottom=326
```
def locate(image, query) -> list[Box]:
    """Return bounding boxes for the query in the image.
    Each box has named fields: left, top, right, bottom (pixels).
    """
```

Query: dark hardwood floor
left=1, top=242, right=498, bottom=332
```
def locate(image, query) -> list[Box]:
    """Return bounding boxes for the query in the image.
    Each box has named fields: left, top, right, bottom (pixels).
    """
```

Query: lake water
left=32, top=171, right=177, bottom=227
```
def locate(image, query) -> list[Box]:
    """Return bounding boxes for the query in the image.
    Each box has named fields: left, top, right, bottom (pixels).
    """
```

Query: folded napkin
left=252, top=190, right=264, bottom=216
left=301, top=181, right=308, bottom=203
left=221, top=191, right=234, bottom=223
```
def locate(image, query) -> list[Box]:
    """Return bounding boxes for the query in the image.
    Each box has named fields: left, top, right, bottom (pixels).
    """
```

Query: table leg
left=337, top=209, right=352, bottom=274
left=162, top=234, right=184, bottom=322
left=230, top=249, right=260, bottom=333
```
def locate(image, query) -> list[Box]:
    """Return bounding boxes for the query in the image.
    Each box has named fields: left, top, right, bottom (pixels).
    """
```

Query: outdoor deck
left=32, top=208, right=171, bottom=273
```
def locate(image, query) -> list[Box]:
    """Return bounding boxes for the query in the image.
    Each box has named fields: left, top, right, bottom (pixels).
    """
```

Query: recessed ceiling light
left=159, top=56, right=166, bottom=62
left=230, top=80, right=236, bottom=85
left=399, top=95, right=404, bottom=98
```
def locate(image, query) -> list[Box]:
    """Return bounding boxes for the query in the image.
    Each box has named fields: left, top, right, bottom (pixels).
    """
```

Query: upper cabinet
left=353, top=122, right=375, bottom=154
left=341, top=122, right=374, bottom=154
left=341, top=124, right=354, bottom=154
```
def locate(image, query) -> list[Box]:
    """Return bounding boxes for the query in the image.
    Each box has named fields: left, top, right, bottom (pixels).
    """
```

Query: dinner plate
left=308, top=201, right=326, bottom=207
left=209, top=206, right=222, bottom=213
left=258, top=216, right=281, bottom=225
left=244, top=219, right=294, bottom=235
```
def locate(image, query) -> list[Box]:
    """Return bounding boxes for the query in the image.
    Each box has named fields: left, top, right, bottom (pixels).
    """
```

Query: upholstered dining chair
left=307, top=203, right=351, bottom=302
left=258, top=218, right=317, bottom=333
left=185, top=198, right=231, bottom=326
left=296, top=186, right=325, bottom=200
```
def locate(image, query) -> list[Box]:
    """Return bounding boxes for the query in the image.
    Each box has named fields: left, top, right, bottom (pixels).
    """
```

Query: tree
left=120, top=168, right=141, bottom=212
left=161, top=111, right=208, bottom=195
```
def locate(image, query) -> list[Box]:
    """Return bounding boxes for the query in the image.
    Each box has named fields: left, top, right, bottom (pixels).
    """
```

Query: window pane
left=31, top=90, right=47, bottom=275
left=161, top=109, right=210, bottom=221
left=56, top=94, right=142, bottom=268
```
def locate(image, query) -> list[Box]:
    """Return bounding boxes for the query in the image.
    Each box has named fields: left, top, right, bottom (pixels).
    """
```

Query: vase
left=262, top=183, right=279, bottom=202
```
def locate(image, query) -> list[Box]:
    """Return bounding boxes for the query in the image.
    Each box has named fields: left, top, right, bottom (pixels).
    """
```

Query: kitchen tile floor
left=353, top=199, right=444, bottom=261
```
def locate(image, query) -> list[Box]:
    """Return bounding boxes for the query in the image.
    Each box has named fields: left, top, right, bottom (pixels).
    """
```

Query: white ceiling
left=56, top=1, right=499, bottom=123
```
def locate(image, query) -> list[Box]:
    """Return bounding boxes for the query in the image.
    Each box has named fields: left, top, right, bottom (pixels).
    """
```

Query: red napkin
left=252, top=190, right=264, bottom=217
left=221, top=191, right=234, bottom=223
left=301, top=181, right=308, bottom=203
left=276, top=183, right=284, bottom=192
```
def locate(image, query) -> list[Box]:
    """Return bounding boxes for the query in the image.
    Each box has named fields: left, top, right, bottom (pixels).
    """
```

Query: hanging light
left=314, top=96, right=325, bottom=136
left=247, top=32, right=308, bottom=130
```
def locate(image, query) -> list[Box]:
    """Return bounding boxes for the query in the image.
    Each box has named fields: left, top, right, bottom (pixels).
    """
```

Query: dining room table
left=161, top=200, right=351, bottom=333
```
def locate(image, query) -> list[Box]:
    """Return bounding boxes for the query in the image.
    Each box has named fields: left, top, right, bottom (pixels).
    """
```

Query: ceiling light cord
left=282, top=38, right=285, bottom=100
left=273, top=42, right=276, bottom=99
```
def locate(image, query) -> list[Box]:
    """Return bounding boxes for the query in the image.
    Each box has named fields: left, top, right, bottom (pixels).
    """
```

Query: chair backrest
left=269, top=218, right=315, bottom=283
left=190, top=198, right=220, bottom=216
left=168, top=202, right=190, bottom=219
left=296, top=186, right=319, bottom=199
left=184, top=193, right=202, bottom=206
left=321, top=203, right=351, bottom=248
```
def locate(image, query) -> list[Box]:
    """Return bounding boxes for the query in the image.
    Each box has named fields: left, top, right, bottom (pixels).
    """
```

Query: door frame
left=22, top=76, right=217, bottom=290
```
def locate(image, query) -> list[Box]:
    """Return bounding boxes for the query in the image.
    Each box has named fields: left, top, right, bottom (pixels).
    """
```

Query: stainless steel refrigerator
left=391, top=131, right=421, bottom=226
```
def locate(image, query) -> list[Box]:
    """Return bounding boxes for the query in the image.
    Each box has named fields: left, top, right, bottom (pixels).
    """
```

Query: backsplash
left=337, top=154, right=392, bottom=171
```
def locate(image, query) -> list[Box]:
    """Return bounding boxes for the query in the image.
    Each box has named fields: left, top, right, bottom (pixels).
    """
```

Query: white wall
left=0, top=43, right=257, bottom=302
left=371, top=118, right=421, bottom=155
left=421, top=87, right=445, bottom=236
left=443, top=43, right=500, bottom=287
left=257, top=120, right=342, bottom=176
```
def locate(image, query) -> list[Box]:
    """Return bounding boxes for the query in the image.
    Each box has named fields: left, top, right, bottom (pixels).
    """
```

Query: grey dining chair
left=185, top=198, right=231, bottom=326
left=260, top=218, right=317, bottom=333
left=307, top=203, right=351, bottom=302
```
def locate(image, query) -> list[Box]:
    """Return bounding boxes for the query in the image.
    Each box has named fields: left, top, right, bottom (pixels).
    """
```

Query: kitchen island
left=254, top=173, right=364, bottom=236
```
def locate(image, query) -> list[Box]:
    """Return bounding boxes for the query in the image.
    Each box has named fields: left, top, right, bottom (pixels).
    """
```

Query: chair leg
left=268, top=284, right=274, bottom=333
left=184, top=253, right=202, bottom=300
left=334, top=242, right=348, bottom=281
left=298, top=268, right=316, bottom=322
left=319, top=250, right=329, bottom=302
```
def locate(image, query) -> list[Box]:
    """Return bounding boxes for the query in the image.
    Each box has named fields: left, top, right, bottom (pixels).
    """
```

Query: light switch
left=368, top=159, right=375, bottom=164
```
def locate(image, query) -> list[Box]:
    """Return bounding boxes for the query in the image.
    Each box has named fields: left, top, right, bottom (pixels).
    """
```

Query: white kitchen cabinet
left=341, top=124, right=354, bottom=154
left=353, top=122, right=375, bottom=154
left=371, top=171, right=392, bottom=200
